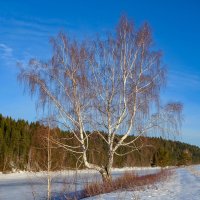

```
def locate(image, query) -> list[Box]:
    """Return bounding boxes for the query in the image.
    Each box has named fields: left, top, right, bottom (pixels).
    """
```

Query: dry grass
left=81, top=169, right=173, bottom=199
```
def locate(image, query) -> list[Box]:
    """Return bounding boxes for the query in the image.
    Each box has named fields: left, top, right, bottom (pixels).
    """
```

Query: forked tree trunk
left=100, top=152, right=114, bottom=182
left=82, top=148, right=113, bottom=182
left=100, top=167, right=112, bottom=182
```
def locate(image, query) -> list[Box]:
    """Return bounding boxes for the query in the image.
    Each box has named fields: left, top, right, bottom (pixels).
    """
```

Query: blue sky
left=0, top=0, right=200, bottom=146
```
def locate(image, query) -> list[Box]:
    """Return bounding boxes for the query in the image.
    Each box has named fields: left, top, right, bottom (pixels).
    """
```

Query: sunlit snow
left=0, top=166, right=199, bottom=200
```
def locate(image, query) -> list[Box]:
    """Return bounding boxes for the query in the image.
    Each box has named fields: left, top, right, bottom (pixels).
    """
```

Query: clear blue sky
left=0, top=0, right=200, bottom=146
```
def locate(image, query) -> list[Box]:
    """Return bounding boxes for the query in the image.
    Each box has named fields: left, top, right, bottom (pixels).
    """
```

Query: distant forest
left=0, top=114, right=200, bottom=172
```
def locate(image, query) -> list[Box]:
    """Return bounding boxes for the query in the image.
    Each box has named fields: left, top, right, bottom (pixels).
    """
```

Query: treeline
left=0, top=114, right=200, bottom=172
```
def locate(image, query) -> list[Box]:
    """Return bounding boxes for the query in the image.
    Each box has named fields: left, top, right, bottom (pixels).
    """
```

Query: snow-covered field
left=0, top=167, right=160, bottom=200
left=0, top=166, right=200, bottom=200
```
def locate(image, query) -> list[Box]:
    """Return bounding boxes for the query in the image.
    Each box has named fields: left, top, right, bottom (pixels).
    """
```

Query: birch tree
left=18, top=16, right=182, bottom=182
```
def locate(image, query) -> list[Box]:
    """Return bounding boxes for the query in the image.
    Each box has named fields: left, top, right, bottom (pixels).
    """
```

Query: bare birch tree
left=18, top=16, right=182, bottom=182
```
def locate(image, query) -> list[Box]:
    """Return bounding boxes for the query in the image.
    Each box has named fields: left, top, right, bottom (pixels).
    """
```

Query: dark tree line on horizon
left=0, top=114, right=199, bottom=172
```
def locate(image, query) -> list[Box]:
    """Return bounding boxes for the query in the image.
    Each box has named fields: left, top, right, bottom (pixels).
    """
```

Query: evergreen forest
left=0, top=114, right=200, bottom=172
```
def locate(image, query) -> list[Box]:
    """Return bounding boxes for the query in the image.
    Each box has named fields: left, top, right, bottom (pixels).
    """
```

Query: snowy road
left=84, top=166, right=200, bottom=200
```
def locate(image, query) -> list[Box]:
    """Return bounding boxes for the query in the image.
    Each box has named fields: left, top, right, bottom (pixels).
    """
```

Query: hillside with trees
left=0, top=114, right=200, bottom=172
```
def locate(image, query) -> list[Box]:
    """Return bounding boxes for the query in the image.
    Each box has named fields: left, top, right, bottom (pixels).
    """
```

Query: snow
left=84, top=165, right=200, bottom=200
left=0, top=166, right=200, bottom=200
left=0, top=167, right=160, bottom=200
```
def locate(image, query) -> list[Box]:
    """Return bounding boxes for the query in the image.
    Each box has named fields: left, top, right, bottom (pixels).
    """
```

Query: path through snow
left=84, top=166, right=200, bottom=200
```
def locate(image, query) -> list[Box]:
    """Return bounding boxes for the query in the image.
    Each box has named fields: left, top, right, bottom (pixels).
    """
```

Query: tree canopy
left=18, top=16, right=182, bottom=181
